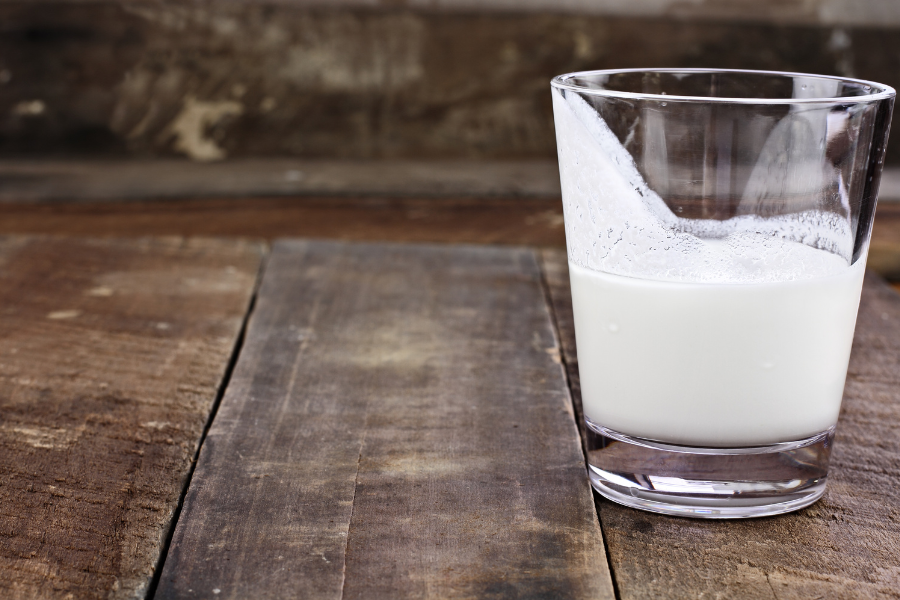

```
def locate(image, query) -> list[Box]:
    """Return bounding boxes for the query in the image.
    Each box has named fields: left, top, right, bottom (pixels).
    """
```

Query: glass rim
left=551, top=67, right=896, bottom=105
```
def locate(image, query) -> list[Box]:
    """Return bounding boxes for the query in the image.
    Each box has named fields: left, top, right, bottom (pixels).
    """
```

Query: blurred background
left=1, top=0, right=899, bottom=279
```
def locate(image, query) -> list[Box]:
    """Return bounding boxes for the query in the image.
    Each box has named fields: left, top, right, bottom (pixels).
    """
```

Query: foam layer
left=552, top=90, right=856, bottom=283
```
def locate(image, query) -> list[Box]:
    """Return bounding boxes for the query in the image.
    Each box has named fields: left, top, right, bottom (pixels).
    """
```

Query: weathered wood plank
left=0, top=160, right=562, bottom=203
left=4, top=194, right=900, bottom=286
left=542, top=248, right=900, bottom=599
left=157, top=240, right=613, bottom=599
left=5, top=5, right=900, bottom=165
left=0, top=236, right=262, bottom=599
left=4, top=160, right=900, bottom=205
left=4, top=196, right=900, bottom=290
left=872, top=202, right=900, bottom=283
left=0, top=195, right=568, bottom=256
left=538, top=250, right=588, bottom=462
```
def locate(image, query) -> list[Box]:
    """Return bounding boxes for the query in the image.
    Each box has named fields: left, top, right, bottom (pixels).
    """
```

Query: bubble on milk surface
left=552, top=90, right=855, bottom=284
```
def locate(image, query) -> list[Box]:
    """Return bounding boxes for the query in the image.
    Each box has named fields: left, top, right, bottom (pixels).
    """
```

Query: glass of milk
left=551, top=69, right=894, bottom=518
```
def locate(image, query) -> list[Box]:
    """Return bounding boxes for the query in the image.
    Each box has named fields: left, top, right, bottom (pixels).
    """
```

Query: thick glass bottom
left=585, top=418, right=834, bottom=519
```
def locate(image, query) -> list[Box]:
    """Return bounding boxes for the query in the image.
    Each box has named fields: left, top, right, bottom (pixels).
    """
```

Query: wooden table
left=1, top=234, right=899, bottom=599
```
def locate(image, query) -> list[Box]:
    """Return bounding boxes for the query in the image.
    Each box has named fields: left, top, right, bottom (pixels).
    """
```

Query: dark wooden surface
left=872, top=202, right=900, bottom=283
left=3, top=196, right=900, bottom=286
left=0, top=160, right=562, bottom=202
left=0, top=227, right=897, bottom=598
left=156, top=240, right=613, bottom=599
left=542, top=248, right=900, bottom=600
left=538, top=250, right=589, bottom=458
left=5, top=3, right=900, bottom=165
left=5, top=159, right=900, bottom=204
left=0, top=236, right=262, bottom=599
left=0, top=196, right=567, bottom=249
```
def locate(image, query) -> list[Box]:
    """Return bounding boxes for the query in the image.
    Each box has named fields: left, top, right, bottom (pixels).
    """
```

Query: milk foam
left=552, top=90, right=856, bottom=283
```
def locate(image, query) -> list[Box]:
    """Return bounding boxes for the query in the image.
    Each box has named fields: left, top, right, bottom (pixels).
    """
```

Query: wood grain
left=5, top=160, right=900, bottom=205
left=871, top=202, right=900, bottom=283
left=538, top=250, right=588, bottom=458
left=0, top=159, right=562, bottom=203
left=3, top=197, right=900, bottom=297
left=542, top=249, right=900, bottom=599
left=3, top=196, right=900, bottom=291
left=0, top=236, right=262, bottom=599
left=156, top=240, right=613, bottom=599
left=0, top=196, right=567, bottom=249
left=5, top=4, right=900, bottom=165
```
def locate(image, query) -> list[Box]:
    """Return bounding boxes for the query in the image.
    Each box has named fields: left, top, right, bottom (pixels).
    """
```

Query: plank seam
left=145, top=244, right=269, bottom=600
left=536, top=250, right=588, bottom=466
left=536, top=249, right=623, bottom=600
left=339, top=412, right=369, bottom=600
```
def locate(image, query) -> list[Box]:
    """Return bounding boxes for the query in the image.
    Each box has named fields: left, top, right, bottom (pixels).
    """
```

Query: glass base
left=585, top=418, right=834, bottom=519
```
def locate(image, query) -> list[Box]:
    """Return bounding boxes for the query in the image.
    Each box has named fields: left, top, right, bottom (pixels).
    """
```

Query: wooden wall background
left=2, top=0, right=900, bottom=164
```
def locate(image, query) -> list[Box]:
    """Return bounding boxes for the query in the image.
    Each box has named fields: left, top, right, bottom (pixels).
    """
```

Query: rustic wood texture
left=4, top=195, right=900, bottom=297
left=542, top=248, right=900, bottom=599
left=0, top=159, right=562, bottom=202
left=0, top=236, right=262, bottom=599
left=156, top=240, right=613, bottom=599
left=5, top=3, right=900, bottom=165
left=871, top=202, right=900, bottom=282
left=58, top=0, right=898, bottom=28
left=2, top=193, right=900, bottom=300
left=6, top=160, right=900, bottom=204
left=538, top=250, right=588, bottom=457
left=0, top=196, right=568, bottom=249
left=2, top=196, right=900, bottom=287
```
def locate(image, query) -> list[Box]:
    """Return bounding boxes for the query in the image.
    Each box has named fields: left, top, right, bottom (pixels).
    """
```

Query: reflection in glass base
left=585, top=418, right=834, bottom=519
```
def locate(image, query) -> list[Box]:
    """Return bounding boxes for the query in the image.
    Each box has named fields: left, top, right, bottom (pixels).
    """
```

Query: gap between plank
left=536, top=251, right=588, bottom=468
left=338, top=410, right=371, bottom=600
left=536, top=249, right=623, bottom=600
left=145, top=247, right=269, bottom=600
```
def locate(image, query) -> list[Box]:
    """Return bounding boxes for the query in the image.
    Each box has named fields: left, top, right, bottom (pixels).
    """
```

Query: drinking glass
left=551, top=68, right=894, bottom=518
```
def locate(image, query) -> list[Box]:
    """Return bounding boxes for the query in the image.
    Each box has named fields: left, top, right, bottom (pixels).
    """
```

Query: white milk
left=553, top=85, right=870, bottom=447
left=570, top=258, right=865, bottom=447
